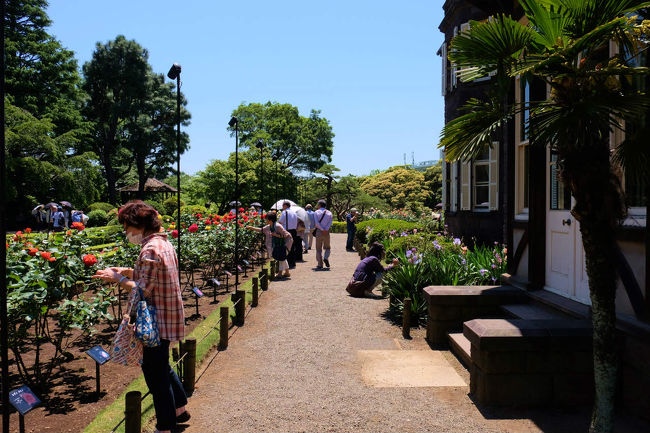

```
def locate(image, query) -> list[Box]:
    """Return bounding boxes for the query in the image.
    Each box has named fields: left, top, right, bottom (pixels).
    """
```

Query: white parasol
left=270, top=199, right=297, bottom=210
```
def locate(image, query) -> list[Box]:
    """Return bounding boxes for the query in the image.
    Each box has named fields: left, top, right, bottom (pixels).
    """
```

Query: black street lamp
left=167, top=63, right=182, bottom=285
left=229, top=116, right=240, bottom=289
left=272, top=154, right=278, bottom=208
left=1, top=3, right=10, bottom=430
left=255, top=140, right=264, bottom=209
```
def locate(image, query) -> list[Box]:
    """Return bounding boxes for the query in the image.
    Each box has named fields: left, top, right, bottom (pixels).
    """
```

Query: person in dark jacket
left=347, top=242, right=398, bottom=297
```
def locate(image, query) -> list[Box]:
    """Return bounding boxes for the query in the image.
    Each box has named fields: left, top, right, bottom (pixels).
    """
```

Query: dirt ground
left=182, top=234, right=650, bottom=433
left=4, top=260, right=266, bottom=433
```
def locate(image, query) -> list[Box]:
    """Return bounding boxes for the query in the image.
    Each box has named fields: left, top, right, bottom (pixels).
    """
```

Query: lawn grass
left=83, top=266, right=266, bottom=433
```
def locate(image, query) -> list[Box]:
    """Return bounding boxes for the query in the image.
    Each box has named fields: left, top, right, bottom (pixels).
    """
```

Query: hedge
left=355, top=219, right=420, bottom=245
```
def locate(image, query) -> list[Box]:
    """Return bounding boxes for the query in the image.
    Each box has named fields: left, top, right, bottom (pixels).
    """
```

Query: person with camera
left=346, top=242, right=399, bottom=297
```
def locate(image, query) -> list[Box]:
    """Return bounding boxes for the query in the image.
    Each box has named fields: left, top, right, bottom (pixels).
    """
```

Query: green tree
left=441, top=2, right=650, bottom=431
left=81, top=35, right=149, bottom=204
left=128, top=72, right=191, bottom=198
left=423, top=161, right=443, bottom=209
left=3, top=0, right=84, bottom=134
left=229, top=102, right=334, bottom=172
left=5, top=101, right=103, bottom=224
left=360, top=166, right=428, bottom=211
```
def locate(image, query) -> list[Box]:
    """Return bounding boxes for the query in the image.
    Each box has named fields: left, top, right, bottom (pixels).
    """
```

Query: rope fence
left=111, top=261, right=274, bottom=433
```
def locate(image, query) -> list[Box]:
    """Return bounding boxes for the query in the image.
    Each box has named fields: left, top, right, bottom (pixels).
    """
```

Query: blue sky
left=47, top=0, right=445, bottom=177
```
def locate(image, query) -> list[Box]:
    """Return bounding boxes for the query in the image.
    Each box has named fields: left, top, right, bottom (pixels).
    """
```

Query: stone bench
left=423, top=285, right=528, bottom=345
left=464, top=318, right=593, bottom=406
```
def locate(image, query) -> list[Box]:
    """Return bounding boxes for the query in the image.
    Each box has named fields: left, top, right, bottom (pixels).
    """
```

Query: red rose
left=40, top=251, right=52, bottom=260
left=71, top=222, right=85, bottom=231
left=82, top=254, right=98, bottom=267
left=171, top=229, right=179, bottom=238
left=28, top=248, right=38, bottom=256
left=238, top=207, right=245, bottom=213
left=188, top=224, right=198, bottom=233
left=25, top=228, right=32, bottom=234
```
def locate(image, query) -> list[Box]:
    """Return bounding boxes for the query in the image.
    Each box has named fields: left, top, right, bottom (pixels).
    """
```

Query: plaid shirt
left=133, top=232, right=185, bottom=341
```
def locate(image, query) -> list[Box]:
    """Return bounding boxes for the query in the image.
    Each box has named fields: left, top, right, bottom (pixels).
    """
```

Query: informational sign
left=224, top=271, right=232, bottom=277
left=209, top=278, right=221, bottom=286
left=9, top=386, right=41, bottom=415
left=237, top=265, right=243, bottom=272
left=192, top=287, right=204, bottom=297
left=86, top=345, right=110, bottom=365
left=242, top=259, right=250, bottom=266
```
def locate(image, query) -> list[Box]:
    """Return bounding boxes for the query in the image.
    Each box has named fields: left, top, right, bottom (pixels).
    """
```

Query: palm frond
left=612, top=124, right=650, bottom=179
left=449, top=15, right=536, bottom=76
left=439, top=98, right=514, bottom=162
left=557, top=0, right=650, bottom=37
left=520, top=0, right=572, bottom=49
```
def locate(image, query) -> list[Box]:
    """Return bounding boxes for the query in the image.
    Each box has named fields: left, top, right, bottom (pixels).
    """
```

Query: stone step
left=448, top=332, right=472, bottom=367
left=501, top=303, right=573, bottom=320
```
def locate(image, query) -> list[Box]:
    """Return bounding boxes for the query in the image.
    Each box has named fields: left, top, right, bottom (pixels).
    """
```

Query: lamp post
left=272, top=154, right=278, bottom=208
left=1, top=3, right=10, bottom=431
left=255, top=140, right=264, bottom=209
left=167, top=63, right=182, bottom=284
left=229, top=116, right=240, bottom=289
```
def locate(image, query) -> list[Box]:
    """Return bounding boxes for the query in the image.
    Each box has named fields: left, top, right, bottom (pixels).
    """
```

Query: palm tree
left=440, top=1, right=650, bottom=432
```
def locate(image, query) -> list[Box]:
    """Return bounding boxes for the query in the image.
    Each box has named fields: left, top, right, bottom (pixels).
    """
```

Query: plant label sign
left=86, top=345, right=110, bottom=365
left=209, top=278, right=221, bottom=286
left=9, top=385, right=41, bottom=415
left=242, top=259, right=250, bottom=266
left=237, top=266, right=243, bottom=272
left=192, top=287, right=204, bottom=298
left=224, top=271, right=232, bottom=277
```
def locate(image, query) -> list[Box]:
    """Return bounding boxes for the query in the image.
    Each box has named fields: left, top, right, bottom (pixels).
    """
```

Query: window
left=516, top=77, right=531, bottom=215
left=459, top=142, right=499, bottom=212
left=441, top=42, right=447, bottom=96
left=550, top=152, right=571, bottom=210
left=450, top=162, right=458, bottom=212
left=473, top=149, right=490, bottom=209
left=451, top=26, right=458, bottom=88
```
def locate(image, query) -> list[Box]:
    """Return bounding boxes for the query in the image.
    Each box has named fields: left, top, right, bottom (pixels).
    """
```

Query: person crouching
left=346, top=242, right=398, bottom=297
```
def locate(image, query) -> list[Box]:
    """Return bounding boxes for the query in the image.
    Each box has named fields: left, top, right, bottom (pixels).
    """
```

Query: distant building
left=410, top=160, right=437, bottom=172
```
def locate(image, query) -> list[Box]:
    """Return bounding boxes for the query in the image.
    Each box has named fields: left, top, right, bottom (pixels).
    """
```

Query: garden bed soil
left=4, top=262, right=266, bottom=433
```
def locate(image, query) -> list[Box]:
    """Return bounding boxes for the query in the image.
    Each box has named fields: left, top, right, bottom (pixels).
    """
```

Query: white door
left=544, top=150, right=591, bottom=304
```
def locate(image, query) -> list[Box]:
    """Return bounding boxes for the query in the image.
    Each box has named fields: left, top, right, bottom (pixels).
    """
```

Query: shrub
left=163, top=196, right=185, bottom=216
left=88, top=202, right=114, bottom=213
left=355, top=219, right=420, bottom=245
left=144, top=199, right=163, bottom=213
left=385, top=233, right=459, bottom=261
left=87, top=210, right=108, bottom=227
left=107, top=218, right=121, bottom=226
left=173, top=205, right=208, bottom=219
left=330, top=221, right=347, bottom=233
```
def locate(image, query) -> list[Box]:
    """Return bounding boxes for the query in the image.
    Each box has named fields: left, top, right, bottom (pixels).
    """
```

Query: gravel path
left=182, top=234, right=590, bottom=433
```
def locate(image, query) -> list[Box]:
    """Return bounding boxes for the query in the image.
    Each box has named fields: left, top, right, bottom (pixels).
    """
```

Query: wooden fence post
left=182, top=338, right=197, bottom=395
left=269, top=260, right=276, bottom=280
left=252, top=277, right=259, bottom=307
left=219, top=306, right=229, bottom=350
left=235, top=289, right=246, bottom=326
left=124, top=391, right=141, bottom=433
left=402, top=298, right=412, bottom=339
left=261, top=270, right=268, bottom=291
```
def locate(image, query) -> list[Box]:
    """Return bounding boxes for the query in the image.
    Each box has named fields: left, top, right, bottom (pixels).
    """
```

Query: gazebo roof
left=118, top=178, right=177, bottom=193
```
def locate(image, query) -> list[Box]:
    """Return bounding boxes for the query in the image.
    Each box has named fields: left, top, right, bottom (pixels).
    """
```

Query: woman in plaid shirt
left=93, top=201, right=189, bottom=433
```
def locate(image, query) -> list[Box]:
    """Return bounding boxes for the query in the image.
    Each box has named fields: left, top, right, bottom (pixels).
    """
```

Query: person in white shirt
left=280, top=201, right=302, bottom=268
left=313, top=199, right=333, bottom=269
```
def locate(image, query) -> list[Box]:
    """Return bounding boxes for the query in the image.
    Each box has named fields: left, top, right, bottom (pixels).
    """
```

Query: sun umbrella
left=270, top=199, right=296, bottom=210
left=45, top=202, right=59, bottom=209
left=289, top=205, right=307, bottom=223
left=250, top=202, right=262, bottom=208
left=32, top=204, right=44, bottom=214
left=60, top=201, right=72, bottom=208
left=229, top=200, right=242, bottom=206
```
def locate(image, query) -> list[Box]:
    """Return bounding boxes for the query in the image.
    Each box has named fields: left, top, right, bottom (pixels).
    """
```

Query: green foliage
left=163, top=196, right=185, bottom=216
left=87, top=210, right=108, bottom=227
left=360, top=166, right=429, bottom=211
left=230, top=102, right=334, bottom=173
left=385, top=233, right=458, bottom=260
left=355, top=219, right=420, bottom=245
left=173, top=205, right=208, bottom=219
left=82, top=35, right=190, bottom=203
left=88, top=202, right=115, bottom=213
left=143, top=199, right=163, bottom=213
left=330, top=222, right=347, bottom=233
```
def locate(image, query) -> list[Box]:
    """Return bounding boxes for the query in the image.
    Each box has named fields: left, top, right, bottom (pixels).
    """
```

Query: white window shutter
left=460, top=161, right=471, bottom=210
left=441, top=43, right=447, bottom=96
left=450, top=162, right=458, bottom=212
left=451, top=27, right=458, bottom=88
left=489, top=141, right=499, bottom=210
left=441, top=153, right=447, bottom=210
